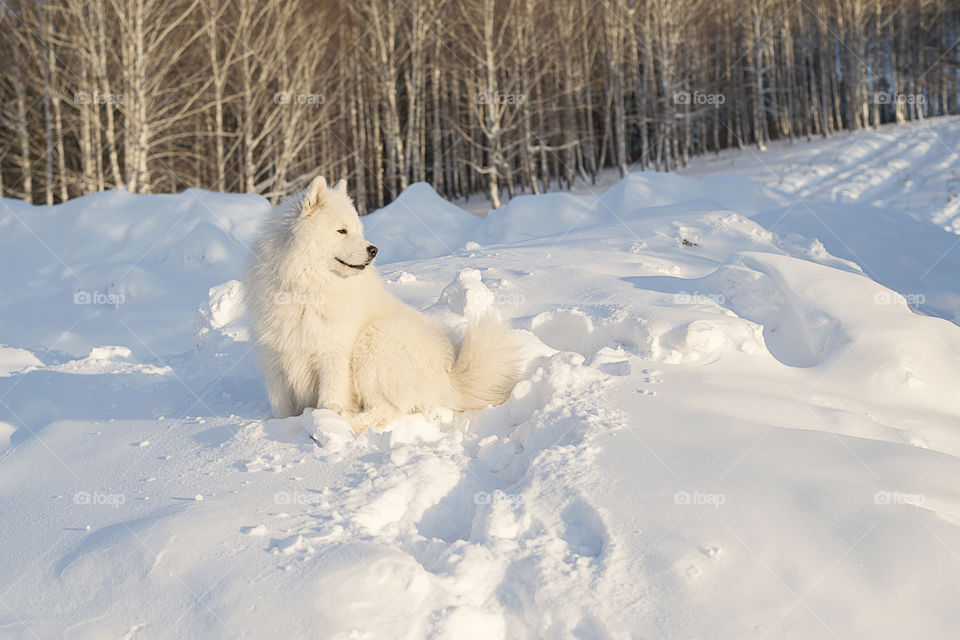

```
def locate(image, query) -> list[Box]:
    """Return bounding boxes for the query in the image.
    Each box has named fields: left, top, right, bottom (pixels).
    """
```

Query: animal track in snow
left=561, top=500, right=608, bottom=561
left=529, top=306, right=649, bottom=359
left=641, top=368, right=663, bottom=384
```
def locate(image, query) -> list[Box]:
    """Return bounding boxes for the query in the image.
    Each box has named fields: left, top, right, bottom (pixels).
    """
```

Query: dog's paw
left=350, top=410, right=393, bottom=434
left=330, top=409, right=367, bottom=434
left=320, top=402, right=369, bottom=434
left=321, top=401, right=346, bottom=415
left=350, top=421, right=369, bottom=435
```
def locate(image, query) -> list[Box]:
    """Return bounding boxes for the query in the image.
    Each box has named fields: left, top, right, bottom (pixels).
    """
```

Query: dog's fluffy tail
left=450, top=313, right=523, bottom=410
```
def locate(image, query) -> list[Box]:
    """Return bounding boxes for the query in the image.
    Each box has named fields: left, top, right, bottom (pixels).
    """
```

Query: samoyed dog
left=245, top=175, right=522, bottom=432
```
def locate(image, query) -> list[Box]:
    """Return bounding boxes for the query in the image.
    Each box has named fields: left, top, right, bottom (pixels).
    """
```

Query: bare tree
left=0, top=0, right=957, bottom=207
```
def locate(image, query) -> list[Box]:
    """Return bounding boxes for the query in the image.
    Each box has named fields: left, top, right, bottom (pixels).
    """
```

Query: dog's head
left=293, top=176, right=378, bottom=278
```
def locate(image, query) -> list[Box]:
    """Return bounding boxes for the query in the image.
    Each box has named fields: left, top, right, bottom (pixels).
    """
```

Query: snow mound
left=0, top=188, right=269, bottom=357
left=362, top=182, right=482, bottom=263
left=598, top=171, right=791, bottom=216
left=0, top=344, right=42, bottom=377
left=755, top=202, right=960, bottom=322
left=193, top=279, right=247, bottom=353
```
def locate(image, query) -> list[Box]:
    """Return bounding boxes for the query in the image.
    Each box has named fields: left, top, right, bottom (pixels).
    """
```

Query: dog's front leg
left=316, top=351, right=356, bottom=416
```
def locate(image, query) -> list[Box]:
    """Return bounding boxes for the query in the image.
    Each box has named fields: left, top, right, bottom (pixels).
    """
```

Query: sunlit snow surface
left=2, top=117, right=960, bottom=638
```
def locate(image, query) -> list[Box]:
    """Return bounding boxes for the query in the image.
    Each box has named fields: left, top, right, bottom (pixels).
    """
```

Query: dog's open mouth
left=335, top=257, right=368, bottom=270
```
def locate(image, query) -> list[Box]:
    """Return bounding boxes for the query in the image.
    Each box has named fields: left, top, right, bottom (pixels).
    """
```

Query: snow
left=0, top=345, right=43, bottom=377
left=681, top=116, right=960, bottom=234
left=2, top=117, right=960, bottom=638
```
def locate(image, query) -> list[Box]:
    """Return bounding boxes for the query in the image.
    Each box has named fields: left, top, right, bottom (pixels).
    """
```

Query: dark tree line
left=1, top=0, right=958, bottom=210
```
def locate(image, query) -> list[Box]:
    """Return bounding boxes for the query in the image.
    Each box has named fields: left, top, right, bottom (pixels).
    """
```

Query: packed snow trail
left=681, top=115, right=960, bottom=233
left=2, top=118, right=960, bottom=638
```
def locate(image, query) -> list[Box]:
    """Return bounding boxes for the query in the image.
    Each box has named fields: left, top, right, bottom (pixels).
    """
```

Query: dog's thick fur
left=245, top=176, right=522, bottom=432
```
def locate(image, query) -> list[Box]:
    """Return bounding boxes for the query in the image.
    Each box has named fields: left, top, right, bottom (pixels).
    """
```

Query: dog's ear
left=303, top=175, right=328, bottom=211
left=333, top=178, right=348, bottom=194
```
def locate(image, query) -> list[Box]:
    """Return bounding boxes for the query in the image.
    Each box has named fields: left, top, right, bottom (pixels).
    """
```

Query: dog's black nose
left=367, top=245, right=378, bottom=258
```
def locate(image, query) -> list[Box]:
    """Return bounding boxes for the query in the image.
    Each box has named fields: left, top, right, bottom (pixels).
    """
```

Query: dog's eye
left=337, top=228, right=347, bottom=235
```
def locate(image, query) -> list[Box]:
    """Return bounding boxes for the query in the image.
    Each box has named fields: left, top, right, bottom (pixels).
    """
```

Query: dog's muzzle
left=336, top=245, right=377, bottom=271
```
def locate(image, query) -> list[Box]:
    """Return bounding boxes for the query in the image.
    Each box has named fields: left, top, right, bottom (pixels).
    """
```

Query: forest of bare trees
left=1, top=0, right=958, bottom=210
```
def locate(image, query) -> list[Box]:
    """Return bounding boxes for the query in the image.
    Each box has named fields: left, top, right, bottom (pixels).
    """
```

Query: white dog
left=244, top=175, right=522, bottom=432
